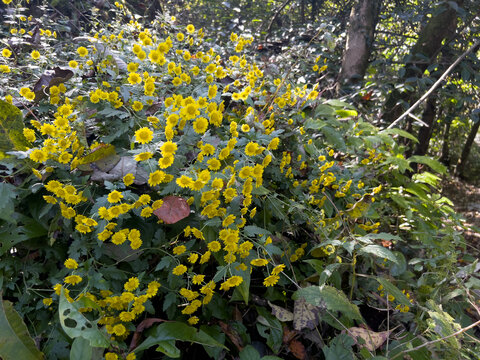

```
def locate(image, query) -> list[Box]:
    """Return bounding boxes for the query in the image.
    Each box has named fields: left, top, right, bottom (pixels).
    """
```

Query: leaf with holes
left=59, top=289, right=110, bottom=348
left=153, top=196, right=190, bottom=224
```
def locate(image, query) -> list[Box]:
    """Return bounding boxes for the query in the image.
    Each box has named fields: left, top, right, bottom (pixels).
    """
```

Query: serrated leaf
left=292, top=297, right=320, bottom=331
left=59, top=289, right=110, bottom=348
left=358, top=245, right=398, bottom=264
left=294, top=286, right=363, bottom=322
left=0, top=100, right=29, bottom=154
left=0, top=297, right=44, bottom=360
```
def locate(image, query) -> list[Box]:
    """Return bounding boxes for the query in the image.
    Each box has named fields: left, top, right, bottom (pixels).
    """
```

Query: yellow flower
left=148, top=170, right=166, bottom=187
left=192, top=274, right=205, bottom=285
left=31, top=50, right=40, bottom=60
left=186, top=24, right=195, bottom=34
left=68, top=60, right=78, bottom=68
left=134, top=127, right=153, bottom=144
left=244, top=142, right=259, bottom=156
left=112, top=324, right=126, bottom=336
left=43, top=298, right=53, bottom=306
left=173, top=245, right=186, bottom=255
left=132, top=101, right=143, bottom=112
left=207, top=241, right=221, bottom=252
left=77, top=46, right=88, bottom=57
left=188, top=316, right=199, bottom=325
left=134, top=151, right=153, bottom=161
left=107, top=190, right=123, bottom=203
left=64, top=275, right=83, bottom=285
left=263, top=274, right=280, bottom=287
left=160, top=141, right=177, bottom=156
left=2, top=48, right=12, bottom=57
left=64, top=258, right=78, bottom=269
left=128, top=72, right=142, bottom=85
left=250, top=258, right=268, bottom=266
left=172, top=264, right=187, bottom=275
left=30, top=149, right=47, bottom=163
left=192, top=117, right=208, bottom=134
left=111, top=232, right=127, bottom=245
left=124, top=277, right=140, bottom=291
left=271, top=264, right=285, bottom=275
left=123, top=173, right=135, bottom=186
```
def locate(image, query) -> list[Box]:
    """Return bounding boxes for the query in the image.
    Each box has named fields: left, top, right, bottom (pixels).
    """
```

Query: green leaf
left=70, top=337, right=92, bottom=360
left=232, top=265, right=250, bottom=304
left=320, top=126, right=346, bottom=151
left=375, top=277, right=411, bottom=306
left=294, top=286, right=363, bottom=322
left=381, top=128, right=418, bottom=143
left=59, top=290, right=110, bottom=348
left=155, top=340, right=181, bottom=358
left=408, top=155, right=447, bottom=174
left=335, top=109, right=358, bottom=118
left=243, top=225, right=270, bottom=237
left=358, top=245, right=398, bottom=264
left=322, top=333, right=356, bottom=360
left=0, top=296, right=44, bottom=360
left=0, top=100, right=30, bottom=156
left=134, top=322, right=227, bottom=353
left=426, top=300, right=462, bottom=349
left=239, top=345, right=261, bottom=360
left=390, top=251, right=407, bottom=276
left=0, top=182, right=17, bottom=223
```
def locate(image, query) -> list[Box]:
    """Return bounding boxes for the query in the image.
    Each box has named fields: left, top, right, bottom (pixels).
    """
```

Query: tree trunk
left=337, top=0, right=382, bottom=91
left=456, top=120, right=480, bottom=177
left=382, top=1, right=462, bottom=125
left=410, top=94, right=438, bottom=169
left=440, top=118, right=452, bottom=166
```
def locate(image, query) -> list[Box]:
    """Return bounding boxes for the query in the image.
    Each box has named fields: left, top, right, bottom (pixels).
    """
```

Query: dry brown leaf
left=219, top=321, right=244, bottom=351
left=289, top=339, right=306, bottom=360
left=293, top=297, right=319, bottom=331
left=153, top=196, right=190, bottom=224
left=345, top=327, right=392, bottom=351
left=282, top=326, right=298, bottom=344
left=268, top=300, right=294, bottom=322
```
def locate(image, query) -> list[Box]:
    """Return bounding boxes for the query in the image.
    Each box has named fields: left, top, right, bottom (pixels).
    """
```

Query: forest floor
left=443, top=178, right=480, bottom=252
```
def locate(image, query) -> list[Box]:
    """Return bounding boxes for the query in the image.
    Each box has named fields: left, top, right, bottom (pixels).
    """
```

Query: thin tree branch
left=390, top=318, right=480, bottom=359
left=386, top=37, right=480, bottom=130
left=264, top=0, right=294, bottom=42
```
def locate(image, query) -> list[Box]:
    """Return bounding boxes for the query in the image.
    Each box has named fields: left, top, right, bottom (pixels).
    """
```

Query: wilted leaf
left=294, top=286, right=363, bottom=322
left=33, top=67, right=73, bottom=102
left=0, top=296, right=44, bottom=360
left=289, top=339, right=306, bottom=360
left=345, top=327, right=391, bottom=351
left=293, top=297, right=320, bottom=331
left=282, top=326, right=298, bottom=344
left=153, top=196, right=190, bottom=224
left=268, top=301, right=294, bottom=322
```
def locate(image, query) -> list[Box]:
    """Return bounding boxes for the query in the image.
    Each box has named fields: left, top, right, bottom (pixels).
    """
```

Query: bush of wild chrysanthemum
left=0, top=1, right=472, bottom=359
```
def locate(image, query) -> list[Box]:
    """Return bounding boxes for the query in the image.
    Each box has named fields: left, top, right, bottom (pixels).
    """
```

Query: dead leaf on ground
left=153, top=196, right=190, bottom=224
left=282, top=326, right=298, bottom=344
left=345, top=327, right=392, bottom=351
left=268, top=300, right=294, bottom=322
left=219, top=321, right=244, bottom=351
left=289, top=339, right=306, bottom=360
left=293, top=297, right=320, bottom=331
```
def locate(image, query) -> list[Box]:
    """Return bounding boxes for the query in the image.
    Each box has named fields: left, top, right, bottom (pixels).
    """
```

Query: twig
left=386, top=38, right=480, bottom=130
left=390, top=318, right=480, bottom=359
left=264, top=0, right=294, bottom=42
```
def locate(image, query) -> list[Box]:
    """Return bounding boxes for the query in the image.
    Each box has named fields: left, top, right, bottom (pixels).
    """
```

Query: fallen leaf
left=153, top=196, right=190, bottom=224
left=289, top=339, right=306, bottom=360
left=33, top=67, right=74, bottom=102
left=345, top=327, right=392, bottom=351
left=268, top=300, right=294, bottom=322
left=293, top=297, right=320, bottom=331
left=282, top=326, right=298, bottom=344
left=219, top=321, right=244, bottom=351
